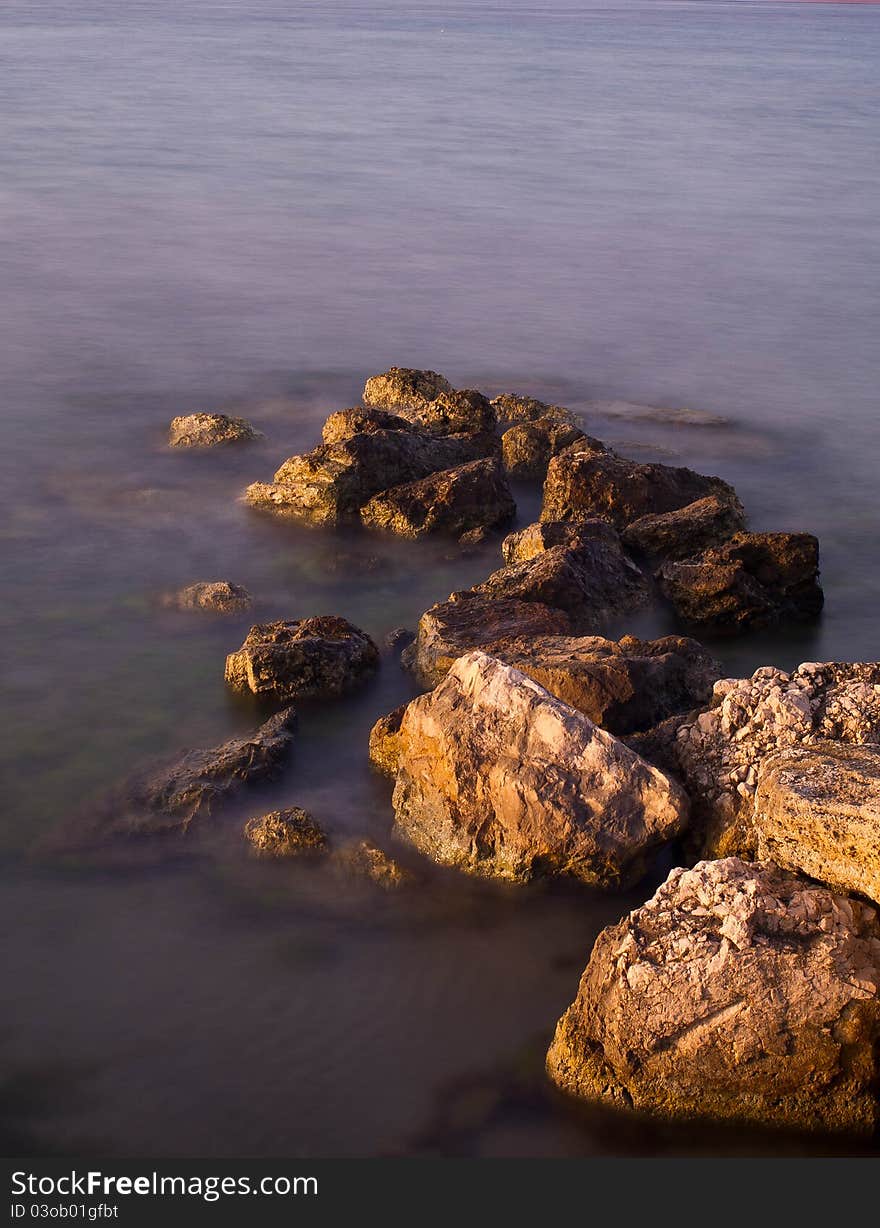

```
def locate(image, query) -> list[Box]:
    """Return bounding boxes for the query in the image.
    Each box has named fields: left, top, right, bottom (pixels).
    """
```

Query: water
left=1, top=1, right=879, bottom=1156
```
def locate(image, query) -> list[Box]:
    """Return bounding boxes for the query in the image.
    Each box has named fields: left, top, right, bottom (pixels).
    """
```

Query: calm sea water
left=2, top=1, right=879, bottom=1156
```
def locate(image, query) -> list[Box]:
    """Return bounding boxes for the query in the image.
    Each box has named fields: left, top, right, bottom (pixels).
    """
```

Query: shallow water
left=1, top=1, right=879, bottom=1156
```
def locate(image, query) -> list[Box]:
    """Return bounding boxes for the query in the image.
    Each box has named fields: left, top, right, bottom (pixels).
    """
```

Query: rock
left=469, top=541, right=649, bottom=629
left=622, top=494, right=747, bottom=561
left=321, top=407, right=413, bottom=445
left=657, top=532, right=824, bottom=632
left=243, top=807, right=327, bottom=857
left=245, top=429, right=494, bottom=526
left=401, top=594, right=572, bottom=689
left=332, top=838, right=413, bottom=889
left=501, top=419, right=586, bottom=479
left=363, top=367, right=453, bottom=412
left=480, top=634, right=721, bottom=735
left=384, top=627, right=415, bottom=653
left=541, top=440, right=737, bottom=529
left=668, top=661, right=880, bottom=859
left=546, top=857, right=880, bottom=1135
left=501, top=517, right=619, bottom=564
left=224, top=616, right=379, bottom=702
left=360, top=458, right=515, bottom=539
left=458, top=525, right=490, bottom=552
left=162, top=580, right=253, bottom=614
left=490, top=393, right=575, bottom=426
left=391, top=651, right=689, bottom=886
left=402, top=388, right=497, bottom=437
left=368, top=704, right=409, bottom=777
left=752, top=743, right=880, bottom=907
left=168, top=413, right=261, bottom=448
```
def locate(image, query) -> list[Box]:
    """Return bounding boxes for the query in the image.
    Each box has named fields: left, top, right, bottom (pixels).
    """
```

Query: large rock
left=546, top=858, right=880, bottom=1136
left=622, top=494, right=746, bottom=561
left=391, top=652, right=689, bottom=886
left=657, top=532, right=823, bottom=632
left=321, top=407, right=413, bottom=445
left=753, top=743, right=880, bottom=907
left=501, top=419, right=586, bottom=479
left=501, top=517, right=620, bottom=565
left=360, top=457, right=515, bottom=539
left=363, top=367, right=452, bottom=412
left=401, top=594, right=572, bottom=689
left=245, top=429, right=494, bottom=526
left=162, top=580, right=253, bottom=614
left=224, top=616, right=379, bottom=702
left=404, top=388, right=497, bottom=437
left=169, top=413, right=262, bottom=448
left=479, top=634, right=721, bottom=735
left=541, top=441, right=737, bottom=529
left=469, top=541, right=649, bottom=629
left=669, top=661, right=880, bottom=859
left=490, top=393, right=575, bottom=426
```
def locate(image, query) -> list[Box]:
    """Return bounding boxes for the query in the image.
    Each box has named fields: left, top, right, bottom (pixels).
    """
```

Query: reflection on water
left=1, top=2, right=879, bottom=1156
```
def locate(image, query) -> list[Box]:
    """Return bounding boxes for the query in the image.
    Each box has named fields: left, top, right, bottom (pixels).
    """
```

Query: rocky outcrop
left=360, top=458, right=515, bottom=539
left=477, top=634, right=720, bottom=735
left=363, top=367, right=452, bottom=412
left=224, top=616, right=379, bottom=702
left=162, top=580, right=253, bottom=614
left=469, top=541, right=649, bottom=629
left=321, top=407, right=413, bottom=445
left=332, top=838, right=413, bottom=889
left=622, top=494, right=746, bottom=561
left=168, top=413, right=261, bottom=448
left=403, top=388, right=497, bottom=437
left=501, top=517, right=620, bottom=565
left=501, top=419, right=585, bottom=479
left=391, top=652, right=688, bottom=886
left=490, top=394, right=575, bottom=426
left=368, top=704, right=409, bottom=777
left=657, top=532, right=823, bottom=632
left=245, top=429, right=494, bottom=526
left=546, top=858, right=880, bottom=1136
left=401, top=595, right=572, bottom=689
left=541, top=441, right=737, bottom=529
left=668, top=661, right=880, bottom=859
left=243, top=807, right=327, bottom=857
left=752, top=743, right=880, bottom=907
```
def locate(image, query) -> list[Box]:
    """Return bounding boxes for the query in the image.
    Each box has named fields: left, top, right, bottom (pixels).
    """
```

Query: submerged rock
left=384, top=626, right=415, bottom=653
left=360, top=457, right=515, bottom=539
left=168, top=413, right=261, bottom=448
left=244, top=807, right=327, bottom=857
left=501, top=517, right=620, bottom=565
left=657, top=531, right=823, bottom=632
left=368, top=704, right=409, bottom=777
left=321, top=406, right=413, bottom=445
left=162, top=580, right=253, bottom=614
left=546, top=857, right=880, bottom=1136
left=622, top=494, right=746, bottom=561
left=541, top=440, right=737, bottom=529
left=402, top=594, right=572, bottom=689
left=224, top=616, right=379, bottom=702
left=490, top=393, right=575, bottom=426
left=392, top=652, right=688, bottom=886
left=332, top=838, right=413, bottom=889
left=363, top=367, right=453, bottom=412
left=501, top=419, right=586, bottom=479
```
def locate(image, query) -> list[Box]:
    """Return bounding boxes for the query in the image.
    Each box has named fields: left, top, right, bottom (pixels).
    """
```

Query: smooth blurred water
left=1, top=1, right=879, bottom=1156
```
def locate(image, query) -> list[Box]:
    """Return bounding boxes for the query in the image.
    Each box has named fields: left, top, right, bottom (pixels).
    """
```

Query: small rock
left=621, top=494, right=746, bottom=561
left=321, top=407, right=413, bottom=445
left=490, top=394, right=575, bottom=426
left=403, top=388, right=497, bottom=437
left=384, top=627, right=415, bottom=653
left=501, top=517, right=618, bottom=564
left=162, top=580, right=253, bottom=614
left=243, top=807, right=327, bottom=858
left=169, top=413, right=262, bottom=448
left=363, top=367, right=453, bottom=412
left=360, top=458, right=516, bottom=539
left=501, top=418, right=586, bottom=479
left=224, top=616, right=379, bottom=702
left=333, top=838, right=413, bottom=889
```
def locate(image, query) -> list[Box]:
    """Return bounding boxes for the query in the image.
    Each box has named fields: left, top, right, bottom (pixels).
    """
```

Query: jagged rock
left=332, top=838, right=413, bottom=889
left=360, top=458, right=515, bottom=539
left=501, top=517, right=619, bottom=564
left=224, top=616, right=379, bottom=702
left=490, top=393, right=575, bottom=426
left=657, top=532, right=823, bottom=632
left=546, top=857, right=880, bottom=1136
left=392, top=651, right=688, bottom=886
left=368, top=704, right=408, bottom=777
left=753, top=743, right=880, bottom=907
left=404, top=388, right=497, bottom=437
left=243, top=807, right=327, bottom=857
left=162, top=580, right=253, bottom=614
left=622, top=494, right=746, bottom=561
left=669, top=661, right=880, bottom=859
left=479, top=634, right=721, bottom=735
left=363, top=367, right=452, bottom=412
left=168, top=413, right=261, bottom=448
left=541, top=440, right=737, bottom=529
left=401, top=594, right=572, bottom=689
left=501, top=419, right=586, bottom=479
left=245, top=429, right=494, bottom=526
left=321, top=407, right=413, bottom=445
left=469, top=541, right=649, bottom=629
